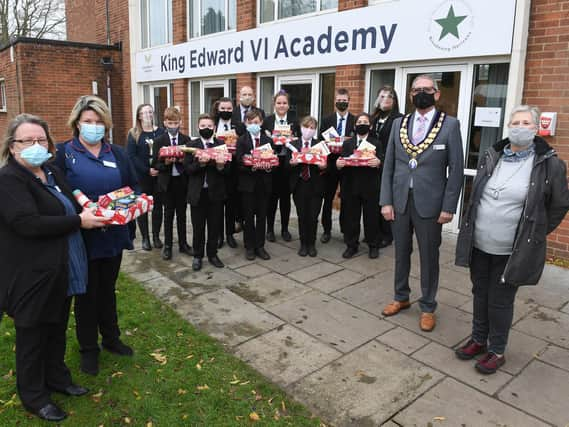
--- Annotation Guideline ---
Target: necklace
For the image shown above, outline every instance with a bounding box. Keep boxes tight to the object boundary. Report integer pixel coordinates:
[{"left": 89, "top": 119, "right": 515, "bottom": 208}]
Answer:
[
  {"left": 487, "top": 156, "right": 531, "bottom": 200},
  {"left": 399, "top": 112, "right": 446, "bottom": 169}
]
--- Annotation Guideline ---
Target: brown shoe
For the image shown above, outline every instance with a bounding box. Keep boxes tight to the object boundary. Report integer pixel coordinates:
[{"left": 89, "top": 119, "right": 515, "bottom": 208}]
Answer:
[
  {"left": 382, "top": 300, "right": 411, "bottom": 316},
  {"left": 420, "top": 312, "right": 436, "bottom": 332}
]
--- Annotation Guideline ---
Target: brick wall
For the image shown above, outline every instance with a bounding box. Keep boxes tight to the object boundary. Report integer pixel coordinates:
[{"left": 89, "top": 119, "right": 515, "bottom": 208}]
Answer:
[
  {"left": 523, "top": 0, "right": 569, "bottom": 260},
  {"left": 0, "top": 45, "right": 22, "bottom": 133},
  {"left": 65, "top": 0, "right": 97, "bottom": 43}
]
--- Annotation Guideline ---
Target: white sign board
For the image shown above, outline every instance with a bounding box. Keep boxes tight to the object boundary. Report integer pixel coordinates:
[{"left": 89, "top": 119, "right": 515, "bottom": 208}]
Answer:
[
  {"left": 136, "top": 0, "right": 517, "bottom": 83},
  {"left": 474, "top": 107, "right": 502, "bottom": 128}
]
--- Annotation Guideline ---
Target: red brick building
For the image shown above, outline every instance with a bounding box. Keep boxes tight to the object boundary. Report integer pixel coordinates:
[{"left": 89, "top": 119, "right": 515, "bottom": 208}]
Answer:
[{"left": 0, "top": 0, "right": 568, "bottom": 260}]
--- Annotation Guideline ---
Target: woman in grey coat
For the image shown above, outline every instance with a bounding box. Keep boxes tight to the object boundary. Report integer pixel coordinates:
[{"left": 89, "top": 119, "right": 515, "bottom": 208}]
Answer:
[{"left": 455, "top": 105, "right": 569, "bottom": 374}]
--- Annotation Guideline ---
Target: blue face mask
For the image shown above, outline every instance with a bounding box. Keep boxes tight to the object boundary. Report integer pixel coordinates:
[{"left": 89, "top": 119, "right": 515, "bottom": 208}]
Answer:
[
  {"left": 247, "top": 123, "right": 261, "bottom": 136},
  {"left": 80, "top": 123, "right": 106, "bottom": 145},
  {"left": 20, "top": 143, "right": 52, "bottom": 167}
]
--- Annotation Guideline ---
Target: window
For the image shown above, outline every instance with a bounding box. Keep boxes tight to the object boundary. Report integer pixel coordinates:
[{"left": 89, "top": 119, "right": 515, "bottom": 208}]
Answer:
[
  {"left": 0, "top": 80, "right": 6, "bottom": 112},
  {"left": 190, "top": 0, "right": 236, "bottom": 38},
  {"left": 141, "top": 0, "right": 172, "bottom": 48},
  {"left": 367, "top": 69, "right": 395, "bottom": 112},
  {"left": 188, "top": 78, "right": 237, "bottom": 136},
  {"left": 142, "top": 83, "right": 174, "bottom": 127},
  {"left": 260, "top": 0, "right": 336, "bottom": 23}
]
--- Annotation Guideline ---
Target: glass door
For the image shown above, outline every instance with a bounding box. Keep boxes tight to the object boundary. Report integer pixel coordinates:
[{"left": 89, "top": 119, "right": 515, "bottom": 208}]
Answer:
[
  {"left": 143, "top": 83, "right": 173, "bottom": 128},
  {"left": 275, "top": 74, "right": 319, "bottom": 120}
]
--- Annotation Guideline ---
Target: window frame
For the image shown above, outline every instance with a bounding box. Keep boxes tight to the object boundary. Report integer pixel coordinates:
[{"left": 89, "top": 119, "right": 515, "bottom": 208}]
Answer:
[
  {"left": 0, "top": 79, "right": 6, "bottom": 112},
  {"left": 140, "top": 0, "right": 173, "bottom": 50},
  {"left": 187, "top": 0, "right": 237, "bottom": 40},
  {"left": 257, "top": 0, "right": 337, "bottom": 26}
]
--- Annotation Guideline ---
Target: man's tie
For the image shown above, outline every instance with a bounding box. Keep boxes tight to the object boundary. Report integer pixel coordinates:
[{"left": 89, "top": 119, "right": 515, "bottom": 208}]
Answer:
[
  {"left": 254, "top": 137, "right": 260, "bottom": 148},
  {"left": 172, "top": 137, "right": 183, "bottom": 174},
  {"left": 224, "top": 124, "right": 229, "bottom": 131},
  {"left": 242, "top": 107, "right": 248, "bottom": 122},
  {"left": 413, "top": 115, "right": 427, "bottom": 145},
  {"left": 337, "top": 116, "right": 345, "bottom": 136},
  {"left": 301, "top": 140, "right": 310, "bottom": 181},
  {"left": 280, "top": 119, "right": 285, "bottom": 125}
]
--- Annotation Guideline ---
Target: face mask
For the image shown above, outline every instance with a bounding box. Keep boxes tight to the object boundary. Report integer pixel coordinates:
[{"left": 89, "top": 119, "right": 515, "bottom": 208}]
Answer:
[
  {"left": 373, "top": 97, "right": 381, "bottom": 109},
  {"left": 247, "top": 123, "right": 261, "bottom": 136},
  {"left": 412, "top": 92, "right": 436, "bottom": 109},
  {"left": 80, "top": 123, "right": 106, "bottom": 145},
  {"left": 301, "top": 127, "right": 316, "bottom": 141},
  {"left": 355, "top": 124, "right": 370, "bottom": 136},
  {"left": 508, "top": 127, "right": 536, "bottom": 147},
  {"left": 199, "top": 128, "right": 214, "bottom": 140},
  {"left": 336, "top": 101, "right": 349, "bottom": 112},
  {"left": 219, "top": 111, "right": 233, "bottom": 121},
  {"left": 20, "top": 143, "right": 52, "bottom": 167},
  {"left": 240, "top": 96, "right": 253, "bottom": 107},
  {"left": 166, "top": 126, "right": 179, "bottom": 137}
]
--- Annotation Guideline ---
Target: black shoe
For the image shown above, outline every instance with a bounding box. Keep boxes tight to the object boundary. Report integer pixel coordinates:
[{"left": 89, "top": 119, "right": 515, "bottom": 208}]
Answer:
[
  {"left": 342, "top": 246, "right": 358, "bottom": 259},
  {"left": 80, "top": 352, "right": 99, "bottom": 376},
  {"left": 51, "top": 384, "right": 89, "bottom": 397},
  {"left": 217, "top": 237, "right": 224, "bottom": 249},
  {"left": 266, "top": 231, "right": 276, "bottom": 242},
  {"left": 298, "top": 245, "right": 308, "bottom": 257},
  {"left": 227, "top": 234, "right": 238, "bottom": 248},
  {"left": 208, "top": 255, "right": 224, "bottom": 268},
  {"left": 255, "top": 247, "right": 271, "bottom": 260},
  {"left": 141, "top": 237, "right": 152, "bottom": 251},
  {"left": 103, "top": 340, "right": 133, "bottom": 356},
  {"left": 369, "top": 247, "right": 379, "bottom": 259},
  {"left": 378, "top": 239, "right": 392, "bottom": 249},
  {"left": 179, "top": 243, "right": 193, "bottom": 256},
  {"left": 308, "top": 245, "right": 317, "bottom": 257},
  {"left": 34, "top": 403, "right": 67, "bottom": 422},
  {"left": 234, "top": 221, "right": 243, "bottom": 233},
  {"left": 246, "top": 249, "right": 256, "bottom": 260},
  {"left": 281, "top": 230, "right": 292, "bottom": 242},
  {"left": 320, "top": 232, "right": 331, "bottom": 243},
  {"left": 153, "top": 234, "right": 163, "bottom": 249},
  {"left": 161, "top": 246, "right": 172, "bottom": 260},
  {"left": 192, "top": 257, "right": 202, "bottom": 271}
]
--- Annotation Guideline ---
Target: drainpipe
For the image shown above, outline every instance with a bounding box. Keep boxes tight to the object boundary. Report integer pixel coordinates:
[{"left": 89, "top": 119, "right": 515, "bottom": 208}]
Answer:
[{"left": 101, "top": 56, "right": 114, "bottom": 143}]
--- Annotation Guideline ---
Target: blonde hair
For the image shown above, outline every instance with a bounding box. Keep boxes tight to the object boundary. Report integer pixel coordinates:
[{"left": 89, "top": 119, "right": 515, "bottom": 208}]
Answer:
[
  {"left": 68, "top": 95, "right": 113, "bottom": 138},
  {"left": 300, "top": 116, "right": 318, "bottom": 128},
  {"left": 129, "top": 103, "right": 153, "bottom": 141},
  {"left": 0, "top": 114, "right": 55, "bottom": 167}
]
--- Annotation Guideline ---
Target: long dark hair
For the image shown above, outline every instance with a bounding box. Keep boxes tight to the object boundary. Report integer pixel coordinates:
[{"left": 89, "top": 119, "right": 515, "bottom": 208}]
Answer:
[{"left": 371, "top": 85, "right": 400, "bottom": 123}]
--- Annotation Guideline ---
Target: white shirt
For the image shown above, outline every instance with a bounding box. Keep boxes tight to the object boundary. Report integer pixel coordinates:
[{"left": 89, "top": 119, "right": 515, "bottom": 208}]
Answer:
[
  {"left": 200, "top": 137, "right": 214, "bottom": 188},
  {"left": 170, "top": 133, "right": 180, "bottom": 177},
  {"left": 216, "top": 120, "right": 231, "bottom": 134},
  {"left": 336, "top": 112, "right": 349, "bottom": 137},
  {"left": 275, "top": 114, "right": 288, "bottom": 125}
]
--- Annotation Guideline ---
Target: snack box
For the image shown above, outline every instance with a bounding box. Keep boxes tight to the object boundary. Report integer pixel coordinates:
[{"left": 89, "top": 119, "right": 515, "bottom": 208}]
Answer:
[
  {"left": 292, "top": 152, "right": 327, "bottom": 166},
  {"left": 159, "top": 145, "right": 185, "bottom": 159},
  {"left": 74, "top": 189, "right": 153, "bottom": 225},
  {"left": 242, "top": 149, "right": 279, "bottom": 167},
  {"left": 194, "top": 148, "right": 232, "bottom": 163},
  {"left": 271, "top": 129, "right": 293, "bottom": 146},
  {"left": 343, "top": 149, "right": 377, "bottom": 167},
  {"left": 216, "top": 132, "right": 238, "bottom": 153},
  {"left": 98, "top": 186, "right": 134, "bottom": 209},
  {"left": 326, "top": 137, "right": 344, "bottom": 154}
]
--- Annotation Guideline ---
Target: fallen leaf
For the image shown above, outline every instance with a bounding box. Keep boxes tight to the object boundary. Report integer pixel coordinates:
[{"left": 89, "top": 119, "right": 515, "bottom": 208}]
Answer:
[
  {"left": 196, "top": 384, "right": 209, "bottom": 391},
  {"left": 274, "top": 409, "right": 281, "bottom": 420},
  {"left": 433, "top": 416, "right": 446, "bottom": 421},
  {"left": 91, "top": 390, "right": 104, "bottom": 403},
  {"left": 177, "top": 389, "right": 187, "bottom": 395},
  {"left": 185, "top": 354, "right": 194, "bottom": 360},
  {"left": 281, "top": 400, "right": 287, "bottom": 412},
  {"left": 239, "top": 381, "right": 250, "bottom": 385},
  {"left": 230, "top": 375, "right": 240, "bottom": 385},
  {"left": 111, "top": 371, "right": 124, "bottom": 378},
  {"left": 149, "top": 351, "right": 167, "bottom": 365},
  {"left": 249, "top": 412, "right": 261, "bottom": 421},
  {"left": 268, "top": 397, "right": 275, "bottom": 405},
  {"left": 124, "top": 417, "right": 131, "bottom": 424},
  {"left": 146, "top": 422, "right": 154, "bottom": 427}
]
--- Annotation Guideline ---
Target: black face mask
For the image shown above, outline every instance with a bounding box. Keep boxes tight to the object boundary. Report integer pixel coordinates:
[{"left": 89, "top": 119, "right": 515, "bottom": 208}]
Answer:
[
  {"left": 355, "top": 124, "right": 370, "bottom": 136},
  {"left": 335, "top": 101, "right": 349, "bottom": 112},
  {"left": 412, "top": 92, "right": 436, "bottom": 109},
  {"left": 199, "top": 128, "right": 214, "bottom": 139},
  {"left": 219, "top": 111, "right": 233, "bottom": 121}
]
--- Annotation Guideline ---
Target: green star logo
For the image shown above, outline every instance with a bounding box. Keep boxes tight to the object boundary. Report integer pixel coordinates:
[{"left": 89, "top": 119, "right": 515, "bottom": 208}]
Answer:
[{"left": 435, "top": 5, "right": 467, "bottom": 41}]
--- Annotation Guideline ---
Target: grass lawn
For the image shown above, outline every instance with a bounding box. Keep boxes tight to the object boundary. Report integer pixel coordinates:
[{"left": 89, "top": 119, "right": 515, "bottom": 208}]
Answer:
[{"left": 0, "top": 274, "right": 322, "bottom": 426}]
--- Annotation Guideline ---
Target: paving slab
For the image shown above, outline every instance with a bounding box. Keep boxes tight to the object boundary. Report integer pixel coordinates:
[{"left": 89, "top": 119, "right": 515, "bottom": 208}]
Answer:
[
  {"left": 437, "top": 266, "right": 471, "bottom": 296},
  {"left": 126, "top": 269, "right": 163, "bottom": 283},
  {"left": 262, "top": 253, "right": 319, "bottom": 275},
  {"left": 413, "top": 342, "right": 512, "bottom": 395},
  {"left": 536, "top": 344, "right": 569, "bottom": 372},
  {"left": 269, "top": 291, "right": 393, "bottom": 353},
  {"left": 138, "top": 274, "right": 192, "bottom": 309},
  {"left": 385, "top": 303, "right": 472, "bottom": 348},
  {"left": 228, "top": 273, "right": 312, "bottom": 308},
  {"left": 287, "top": 261, "right": 343, "bottom": 283},
  {"left": 394, "top": 377, "right": 549, "bottom": 427},
  {"left": 498, "top": 360, "right": 569, "bottom": 427},
  {"left": 262, "top": 240, "right": 298, "bottom": 258},
  {"left": 459, "top": 298, "right": 538, "bottom": 326},
  {"left": 175, "top": 268, "right": 246, "bottom": 295},
  {"left": 175, "top": 288, "right": 284, "bottom": 346},
  {"left": 377, "top": 326, "right": 430, "bottom": 355},
  {"left": 562, "top": 302, "right": 569, "bottom": 315},
  {"left": 340, "top": 253, "right": 393, "bottom": 277},
  {"left": 233, "top": 263, "right": 273, "bottom": 278},
  {"left": 501, "top": 330, "right": 548, "bottom": 375},
  {"left": 313, "top": 241, "right": 357, "bottom": 264},
  {"left": 289, "top": 341, "right": 443, "bottom": 427},
  {"left": 513, "top": 306, "right": 569, "bottom": 349},
  {"left": 516, "top": 270, "right": 569, "bottom": 310},
  {"left": 235, "top": 324, "right": 342, "bottom": 387},
  {"left": 308, "top": 269, "right": 365, "bottom": 294},
  {"left": 435, "top": 287, "right": 471, "bottom": 309}
]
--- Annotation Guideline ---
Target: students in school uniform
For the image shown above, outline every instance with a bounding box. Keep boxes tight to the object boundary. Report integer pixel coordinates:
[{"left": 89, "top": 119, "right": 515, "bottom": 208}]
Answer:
[
  {"left": 236, "top": 109, "right": 274, "bottom": 261},
  {"left": 261, "top": 90, "right": 300, "bottom": 243},
  {"left": 184, "top": 113, "right": 229, "bottom": 271},
  {"left": 289, "top": 116, "right": 327, "bottom": 257},
  {"left": 336, "top": 113, "right": 382, "bottom": 260}
]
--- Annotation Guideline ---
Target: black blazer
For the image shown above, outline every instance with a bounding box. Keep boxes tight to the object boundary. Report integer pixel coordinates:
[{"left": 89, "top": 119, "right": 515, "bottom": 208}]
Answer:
[
  {"left": 231, "top": 106, "right": 266, "bottom": 130},
  {"left": 319, "top": 112, "right": 356, "bottom": 140},
  {"left": 184, "top": 137, "right": 230, "bottom": 206},
  {"left": 215, "top": 117, "right": 246, "bottom": 137},
  {"left": 0, "top": 158, "right": 82, "bottom": 327},
  {"left": 289, "top": 138, "right": 326, "bottom": 196},
  {"left": 261, "top": 113, "right": 300, "bottom": 138},
  {"left": 126, "top": 127, "right": 165, "bottom": 190},
  {"left": 236, "top": 132, "right": 273, "bottom": 193},
  {"left": 340, "top": 135, "right": 381, "bottom": 199},
  {"left": 371, "top": 112, "right": 404, "bottom": 163},
  {"left": 152, "top": 132, "right": 191, "bottom": 192}
]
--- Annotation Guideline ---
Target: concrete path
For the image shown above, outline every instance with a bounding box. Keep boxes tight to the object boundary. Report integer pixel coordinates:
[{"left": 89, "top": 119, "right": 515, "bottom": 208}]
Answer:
[{"left": 121, "top": 215, "right": 569, "bottom": 427}]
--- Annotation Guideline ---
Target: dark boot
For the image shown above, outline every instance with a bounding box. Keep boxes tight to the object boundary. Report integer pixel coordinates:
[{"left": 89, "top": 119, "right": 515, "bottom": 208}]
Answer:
[
  {"left": 152, "top": 233, "right": 163, "bottom": 249},
  {"left": 137, "top": 214, "right": 152, "bottom": 251}
]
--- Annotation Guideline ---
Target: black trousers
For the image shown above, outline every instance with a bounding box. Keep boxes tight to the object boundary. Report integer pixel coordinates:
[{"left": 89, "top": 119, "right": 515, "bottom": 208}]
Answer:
[
  {"left": 391, "top": 191, "right": 442, "bottom": 313},
  {"left": 242, "top": 187, "right": 269, "bottom": 250},
  {"left": 267, "top": 168, "right": 291, "bottom": 233},
  {"left": 191, "top": 189, "right": 223, "bottom": 258},
  {"left": 342, "top": 192, "right": 380, "bottom": 249},
  {"left": 470, "top": 248, "right": 519, "bottom": 354},
  {"left": 75, "top": 254, "right": 122, "bottom": 354},
  {"left": 139, "top": 176, "right": 163, "bottom": 237},
  {"left": 162, "top": 175, "right": 188, "bottom": 248},
  {"left": 16, "top": 298, "right": 72, "bottom": 411},
  {"left": 321, "top": 170, "right": 340, "bottom": 234},
  {"left": 293, "top": 181, "right": 323, "bottom": 247},
  {"left": 221, "top": 183, "right": 240, "bottom": 239}
]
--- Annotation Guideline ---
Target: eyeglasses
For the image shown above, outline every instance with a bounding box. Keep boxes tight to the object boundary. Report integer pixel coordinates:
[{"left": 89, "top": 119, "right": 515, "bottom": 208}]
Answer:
[
  {"left": 411, "top": 87, "right": 437, "bottom": 95},
  {"left": 13, "top": 138, "right": 49, "bottom": 148}
]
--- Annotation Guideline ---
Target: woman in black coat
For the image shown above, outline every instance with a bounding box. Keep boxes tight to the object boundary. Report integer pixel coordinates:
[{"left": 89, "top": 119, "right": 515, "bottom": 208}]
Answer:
[
  {"left": 371, "top": 85, "right": 403, "bottom": 248},
  {"left": 0, "top": 114, "right": 105, "bottom": 421}
]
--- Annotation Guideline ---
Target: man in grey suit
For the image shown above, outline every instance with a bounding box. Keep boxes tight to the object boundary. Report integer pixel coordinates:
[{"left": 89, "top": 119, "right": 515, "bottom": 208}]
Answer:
[{"left": 380, "top": 74, "right": 464, "bottom": 332}]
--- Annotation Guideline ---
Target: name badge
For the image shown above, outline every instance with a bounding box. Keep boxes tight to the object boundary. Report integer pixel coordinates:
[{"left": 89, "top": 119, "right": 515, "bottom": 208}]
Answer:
[
  {"left": 433, "top": 144, "right": 446, "bottom": 151},
  {"left": 103, "top": 160, "right": 117, "bottom": 168}
]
